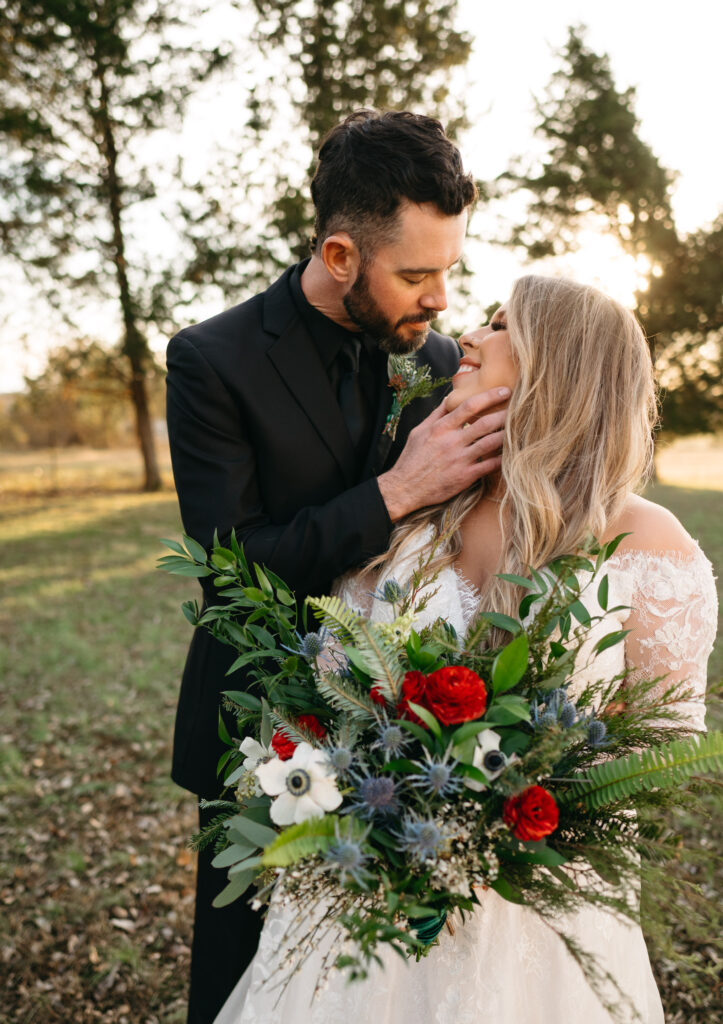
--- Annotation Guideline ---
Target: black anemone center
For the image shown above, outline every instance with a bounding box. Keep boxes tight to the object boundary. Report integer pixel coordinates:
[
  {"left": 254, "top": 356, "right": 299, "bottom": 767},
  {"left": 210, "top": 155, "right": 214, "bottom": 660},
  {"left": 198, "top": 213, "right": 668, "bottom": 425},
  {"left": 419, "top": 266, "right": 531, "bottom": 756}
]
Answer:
[
  {"left": 286, "top": 768, "right": 312, "bottom": 796},
  {"left": 483, "top": 750, "right": 507, "bottom": 773}
]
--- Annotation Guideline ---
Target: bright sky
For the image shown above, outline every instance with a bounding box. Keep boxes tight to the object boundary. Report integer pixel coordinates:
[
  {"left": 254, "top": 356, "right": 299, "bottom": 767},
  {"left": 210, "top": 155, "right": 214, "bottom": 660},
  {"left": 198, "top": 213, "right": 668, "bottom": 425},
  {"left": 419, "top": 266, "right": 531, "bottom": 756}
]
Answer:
[{"left": 1, "top": 0, "right": 721, "bottom": 392}]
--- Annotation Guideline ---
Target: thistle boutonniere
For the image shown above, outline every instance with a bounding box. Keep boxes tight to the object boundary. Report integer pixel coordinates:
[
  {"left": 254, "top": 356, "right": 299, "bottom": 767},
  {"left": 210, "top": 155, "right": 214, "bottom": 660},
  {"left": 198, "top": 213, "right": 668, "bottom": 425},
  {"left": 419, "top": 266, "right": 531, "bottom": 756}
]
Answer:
[{"left": 383, "top": 354, "right": 450, "bottom": 440}]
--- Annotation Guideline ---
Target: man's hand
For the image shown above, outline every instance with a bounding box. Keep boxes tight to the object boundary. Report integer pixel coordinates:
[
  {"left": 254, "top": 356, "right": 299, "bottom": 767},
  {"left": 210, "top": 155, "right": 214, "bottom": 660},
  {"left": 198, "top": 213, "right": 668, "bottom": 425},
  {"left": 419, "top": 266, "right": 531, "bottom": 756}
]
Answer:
[{"left": 377, "top": 388, "right": 509, "bottom": 522}]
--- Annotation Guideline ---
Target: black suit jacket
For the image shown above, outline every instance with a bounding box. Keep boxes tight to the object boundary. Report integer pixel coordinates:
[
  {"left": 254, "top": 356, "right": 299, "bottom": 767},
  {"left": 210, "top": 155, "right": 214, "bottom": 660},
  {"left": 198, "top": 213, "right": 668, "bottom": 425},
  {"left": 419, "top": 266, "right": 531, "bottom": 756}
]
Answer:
[{"left": 166, "top": 264, "right": 460, "bottom": 796}]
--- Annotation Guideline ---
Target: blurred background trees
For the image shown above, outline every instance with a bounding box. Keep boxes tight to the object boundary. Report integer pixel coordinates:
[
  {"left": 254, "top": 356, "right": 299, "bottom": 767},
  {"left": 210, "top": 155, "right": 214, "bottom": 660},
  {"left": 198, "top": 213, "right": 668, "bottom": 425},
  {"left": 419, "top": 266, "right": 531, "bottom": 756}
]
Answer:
[
  {"left": 0, "top": 10, "right": 720, "bottom": 478},
  {"left": 0, "top": 0, "right": 232, "bottom": 488},
  {"left": 493, "top": 27, "right": 721, "bottom": 438}
]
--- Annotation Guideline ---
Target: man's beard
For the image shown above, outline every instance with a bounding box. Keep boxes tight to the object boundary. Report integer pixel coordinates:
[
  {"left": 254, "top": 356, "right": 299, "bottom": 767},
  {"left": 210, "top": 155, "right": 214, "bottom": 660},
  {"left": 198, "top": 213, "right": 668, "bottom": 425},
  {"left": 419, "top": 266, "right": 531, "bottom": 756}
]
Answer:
[{"left": 343, "top": 268, "right": 433, "bottom": 354}]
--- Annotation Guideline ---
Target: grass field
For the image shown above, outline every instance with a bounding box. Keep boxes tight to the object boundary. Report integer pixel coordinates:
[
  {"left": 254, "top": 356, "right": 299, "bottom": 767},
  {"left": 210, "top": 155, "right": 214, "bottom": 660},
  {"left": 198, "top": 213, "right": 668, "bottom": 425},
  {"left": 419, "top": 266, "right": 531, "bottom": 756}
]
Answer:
[{"left": 0, "top": 444, "right": 720, "bottom": 1023}]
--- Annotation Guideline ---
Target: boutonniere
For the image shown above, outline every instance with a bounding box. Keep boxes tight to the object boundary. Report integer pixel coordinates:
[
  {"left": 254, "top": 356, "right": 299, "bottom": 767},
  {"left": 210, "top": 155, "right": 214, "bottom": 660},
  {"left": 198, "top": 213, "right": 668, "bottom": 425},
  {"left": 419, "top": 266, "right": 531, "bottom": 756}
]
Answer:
[{"left": 382, "top": 354, "right": 450, "bottom": 440}]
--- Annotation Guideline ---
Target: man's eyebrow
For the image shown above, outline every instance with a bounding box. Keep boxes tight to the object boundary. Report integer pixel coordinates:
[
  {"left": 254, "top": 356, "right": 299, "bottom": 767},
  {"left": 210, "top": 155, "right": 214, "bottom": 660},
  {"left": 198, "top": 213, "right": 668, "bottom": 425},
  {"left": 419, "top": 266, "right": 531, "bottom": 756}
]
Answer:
[{"left": 396, "top": 258, "right": 462, "bottom": 274}]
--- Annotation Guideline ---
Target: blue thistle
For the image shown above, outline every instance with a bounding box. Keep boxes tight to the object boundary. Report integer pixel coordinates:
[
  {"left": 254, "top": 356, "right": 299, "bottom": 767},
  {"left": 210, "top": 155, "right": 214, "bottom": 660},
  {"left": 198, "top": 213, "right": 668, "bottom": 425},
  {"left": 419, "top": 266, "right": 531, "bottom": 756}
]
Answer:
[
  {"left": 409, "top": 750, "right": 462, "bottom": 798},
  {"left": 396, "top": 815, "right": 447, "bottom": 863},
  {"left": 376, "top": 577, "right": 409, "bottom": 604},
  {"left": 326, "top": 745, "right": 355, "bottom": 776},
  {"left": 559, "top": 701, "right": 577, "bottom": 728},
  {"left": 281, "top": 628, "right": 328, "bottom": 660},
  {"left": 348, "top": 772, "right": 399, "bottom": 820},
  {"left": 371, "top": 713, "right": 408, "bottom": 762},
  {"left": 298, "top": 630, "right": 327, "bottom": 659},
  {"left": 324, "top": 825, "right": 373, "bottom": 887},
  {"left": 587, "top": 719, "right": 608, "bottom": 748}
]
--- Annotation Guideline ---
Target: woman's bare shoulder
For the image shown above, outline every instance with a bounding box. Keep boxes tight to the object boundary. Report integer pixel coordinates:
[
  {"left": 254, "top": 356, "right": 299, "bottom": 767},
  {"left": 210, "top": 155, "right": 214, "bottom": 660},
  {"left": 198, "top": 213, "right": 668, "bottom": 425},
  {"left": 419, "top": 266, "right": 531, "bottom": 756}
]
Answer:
[{"left": 604, "top": 494, "right": 698, "bottom": 557}]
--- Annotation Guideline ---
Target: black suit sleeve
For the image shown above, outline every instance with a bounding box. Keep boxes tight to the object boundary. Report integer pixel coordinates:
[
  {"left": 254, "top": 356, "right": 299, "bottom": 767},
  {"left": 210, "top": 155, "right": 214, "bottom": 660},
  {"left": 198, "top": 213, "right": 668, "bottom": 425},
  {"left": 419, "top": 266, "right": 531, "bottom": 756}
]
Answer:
[{"left": 166, "top": 333, "right": 392, "bottom": 597}]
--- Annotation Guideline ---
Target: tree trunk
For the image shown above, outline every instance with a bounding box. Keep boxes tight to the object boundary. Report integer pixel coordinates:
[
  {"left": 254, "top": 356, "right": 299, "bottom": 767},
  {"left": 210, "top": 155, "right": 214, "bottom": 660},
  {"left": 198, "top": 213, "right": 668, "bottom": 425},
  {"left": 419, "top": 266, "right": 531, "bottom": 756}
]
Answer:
[
  {"left": 128, "top": 354, "right": 162, "bottom": 492},
  {"left": 96, "top": 66, "right": 161, "bottom": 491}
]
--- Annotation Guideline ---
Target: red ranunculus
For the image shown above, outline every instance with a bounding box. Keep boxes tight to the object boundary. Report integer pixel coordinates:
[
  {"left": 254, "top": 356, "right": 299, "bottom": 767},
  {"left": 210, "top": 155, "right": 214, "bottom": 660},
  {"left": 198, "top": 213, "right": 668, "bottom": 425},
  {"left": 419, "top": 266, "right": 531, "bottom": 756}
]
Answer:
[
  {"left": 271, "top": 714, "right": 326, "bottom": 761},
  {"left": 503, "top": 785, "right": 559, "bottom": 841},
  {"left": 271, "top": 731, "right": 296, "bottom": 761},
  {"left": 395, "top": 670, "right": 430, "bottom": 726},
  {"left": 297, "top": 714, "right": 326, "bottom": 741},
  {"left": 423, "top": 666, "right": 487, "bottom": 725}
]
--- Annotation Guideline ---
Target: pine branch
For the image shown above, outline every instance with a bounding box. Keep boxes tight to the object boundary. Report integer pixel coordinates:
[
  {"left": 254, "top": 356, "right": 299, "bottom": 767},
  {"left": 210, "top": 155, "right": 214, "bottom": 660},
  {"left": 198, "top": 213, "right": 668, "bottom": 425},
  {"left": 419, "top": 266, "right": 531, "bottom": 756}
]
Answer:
[{"left": 315, "top": 671, "right": 376, "bottom": 723}]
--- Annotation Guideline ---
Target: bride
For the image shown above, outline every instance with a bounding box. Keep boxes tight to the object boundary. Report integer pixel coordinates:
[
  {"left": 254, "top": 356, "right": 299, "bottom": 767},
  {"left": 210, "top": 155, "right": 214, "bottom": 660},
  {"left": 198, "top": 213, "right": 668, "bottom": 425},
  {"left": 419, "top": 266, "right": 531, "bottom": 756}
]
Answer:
[{"left": 214, "top": 275, "right": 717, "bottom": 1023}]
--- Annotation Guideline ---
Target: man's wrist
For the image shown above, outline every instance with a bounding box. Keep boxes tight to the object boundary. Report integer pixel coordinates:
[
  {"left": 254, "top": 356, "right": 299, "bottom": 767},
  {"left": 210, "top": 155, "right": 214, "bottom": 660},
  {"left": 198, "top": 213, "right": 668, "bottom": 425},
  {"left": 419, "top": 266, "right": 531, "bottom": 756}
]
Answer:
[{"left": 377, "top": 470, "right": 411, "bottom": 523}]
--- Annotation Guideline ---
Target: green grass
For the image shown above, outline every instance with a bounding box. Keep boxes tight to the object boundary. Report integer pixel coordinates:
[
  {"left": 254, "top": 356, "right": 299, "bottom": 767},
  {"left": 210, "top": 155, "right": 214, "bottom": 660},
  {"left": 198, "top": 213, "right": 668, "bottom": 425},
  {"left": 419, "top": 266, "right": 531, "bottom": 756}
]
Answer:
[{"left": 0, "top": 480, "right": 720, "bottom": 1022}]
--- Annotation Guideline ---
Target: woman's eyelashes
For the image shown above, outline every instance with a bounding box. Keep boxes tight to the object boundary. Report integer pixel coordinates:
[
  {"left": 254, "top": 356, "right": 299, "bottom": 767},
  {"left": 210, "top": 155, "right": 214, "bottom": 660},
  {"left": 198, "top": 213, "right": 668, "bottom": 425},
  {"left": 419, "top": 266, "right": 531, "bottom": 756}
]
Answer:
[{"left": 490, "top": 320, "right": 507, "bottom": 331}]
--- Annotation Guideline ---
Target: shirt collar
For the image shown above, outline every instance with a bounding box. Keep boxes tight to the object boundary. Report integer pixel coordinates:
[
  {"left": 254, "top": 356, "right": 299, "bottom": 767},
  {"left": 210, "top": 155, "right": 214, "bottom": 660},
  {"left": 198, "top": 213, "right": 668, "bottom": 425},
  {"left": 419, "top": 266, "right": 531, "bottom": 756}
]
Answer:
[{"left": 289, "top": 260, "right": 364, "bottom": 370}]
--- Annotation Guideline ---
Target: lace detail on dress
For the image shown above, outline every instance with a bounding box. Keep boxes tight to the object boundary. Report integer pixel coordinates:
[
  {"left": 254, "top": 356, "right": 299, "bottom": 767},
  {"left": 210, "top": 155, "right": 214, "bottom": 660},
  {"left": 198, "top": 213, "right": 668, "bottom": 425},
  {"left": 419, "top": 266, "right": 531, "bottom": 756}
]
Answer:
[{"left": 608, "top": 545, "right": 717, "bottom": 733}]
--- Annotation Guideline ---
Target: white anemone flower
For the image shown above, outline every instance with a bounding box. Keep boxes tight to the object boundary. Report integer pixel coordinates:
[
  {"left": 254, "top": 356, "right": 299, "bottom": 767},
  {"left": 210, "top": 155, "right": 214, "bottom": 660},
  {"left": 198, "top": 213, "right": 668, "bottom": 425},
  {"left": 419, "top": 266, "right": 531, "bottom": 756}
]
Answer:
[
  {"left": 255, "top": 742, "right": 343, "bottom": 825},
  {"left": 239, "top": 736, "right": 272, "bottom": 772},
  {"left": 466, "top": 729, "right": 507, "bottom": 792}
]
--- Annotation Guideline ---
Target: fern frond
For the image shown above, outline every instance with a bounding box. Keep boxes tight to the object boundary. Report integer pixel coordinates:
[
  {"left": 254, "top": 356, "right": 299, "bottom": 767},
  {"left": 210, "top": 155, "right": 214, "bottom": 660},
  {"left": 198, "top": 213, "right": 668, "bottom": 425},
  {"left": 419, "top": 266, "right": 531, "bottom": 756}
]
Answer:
[
  {"left": 261, "top": 815, "right": 340, "bottom": 867},
  {"left": 316, "top": 672, "right": 376, "bottom": 723},
  {"left": 307, "top": 595, "right": 362, "bottom": 644},
  {"left": 562, "top": 731, "right": 723, "bottom": 811},
  {"left": 354, "top": 621, "right": 406, "bottom": 702}
]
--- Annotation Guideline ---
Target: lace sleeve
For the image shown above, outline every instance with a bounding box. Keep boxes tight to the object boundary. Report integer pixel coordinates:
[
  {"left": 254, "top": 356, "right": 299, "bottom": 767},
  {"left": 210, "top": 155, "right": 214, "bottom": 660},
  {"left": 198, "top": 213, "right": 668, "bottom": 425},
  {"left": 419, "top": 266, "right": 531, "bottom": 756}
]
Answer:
[{"left": 614, "top": 547, "right": 718, "bottom": 732}]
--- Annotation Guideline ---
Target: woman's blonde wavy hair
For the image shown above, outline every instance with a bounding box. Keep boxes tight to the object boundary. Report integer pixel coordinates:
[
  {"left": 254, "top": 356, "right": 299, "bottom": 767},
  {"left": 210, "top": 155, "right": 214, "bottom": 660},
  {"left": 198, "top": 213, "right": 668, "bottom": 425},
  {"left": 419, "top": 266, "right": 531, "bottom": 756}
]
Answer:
[{"left": 370, "top": 275, "right": 658, "bottom": 635}]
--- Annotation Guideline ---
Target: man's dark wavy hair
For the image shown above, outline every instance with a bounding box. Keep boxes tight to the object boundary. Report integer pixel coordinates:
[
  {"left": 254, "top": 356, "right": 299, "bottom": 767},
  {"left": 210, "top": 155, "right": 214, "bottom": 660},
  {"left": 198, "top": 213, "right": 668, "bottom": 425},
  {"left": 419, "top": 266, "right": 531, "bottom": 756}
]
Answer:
[{"left": 309, "top": 109, "right": 477, "bottom": 260}]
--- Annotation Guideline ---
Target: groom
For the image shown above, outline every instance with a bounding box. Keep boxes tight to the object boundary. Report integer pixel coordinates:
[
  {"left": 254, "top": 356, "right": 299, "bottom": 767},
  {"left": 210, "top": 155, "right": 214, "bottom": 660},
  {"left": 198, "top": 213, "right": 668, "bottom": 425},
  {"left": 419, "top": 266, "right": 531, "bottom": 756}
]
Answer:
[{"left": 166, "top": 109, "right": 508, "bottom": 1024}]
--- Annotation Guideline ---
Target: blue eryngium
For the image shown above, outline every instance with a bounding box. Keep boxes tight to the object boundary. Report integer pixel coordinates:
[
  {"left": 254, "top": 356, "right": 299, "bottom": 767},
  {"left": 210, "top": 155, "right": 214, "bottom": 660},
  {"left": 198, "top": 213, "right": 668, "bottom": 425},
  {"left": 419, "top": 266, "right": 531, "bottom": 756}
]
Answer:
[
  {"left": 396, "top": 816, "right": 447, "bottom": 863},
  {"left": 348, "top": 772, "right": 399, "bottom": 820},
  {"left": 323, "top": 819, "right": 372, "bottom": 888},
  {"left": 587, "top": 719, "right": 608, "bottom": 747},
  {"left": 409, "top": 749, "right": 462, "bottom": 798}
]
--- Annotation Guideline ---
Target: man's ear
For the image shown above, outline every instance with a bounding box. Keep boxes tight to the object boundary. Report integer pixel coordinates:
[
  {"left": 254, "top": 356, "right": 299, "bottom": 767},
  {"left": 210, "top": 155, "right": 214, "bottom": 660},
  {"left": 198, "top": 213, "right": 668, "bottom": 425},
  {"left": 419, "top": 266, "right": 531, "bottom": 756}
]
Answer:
[{"left": 320, "top": 232, "right": 361, "bottom": 285}]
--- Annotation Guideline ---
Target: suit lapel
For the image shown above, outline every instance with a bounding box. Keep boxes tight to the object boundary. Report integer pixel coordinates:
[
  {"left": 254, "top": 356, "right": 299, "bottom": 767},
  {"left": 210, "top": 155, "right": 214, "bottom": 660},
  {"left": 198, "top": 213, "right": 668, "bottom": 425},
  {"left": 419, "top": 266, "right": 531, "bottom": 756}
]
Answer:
[{"left": 264, "top": 272, "right": 356, "bottom": 486}]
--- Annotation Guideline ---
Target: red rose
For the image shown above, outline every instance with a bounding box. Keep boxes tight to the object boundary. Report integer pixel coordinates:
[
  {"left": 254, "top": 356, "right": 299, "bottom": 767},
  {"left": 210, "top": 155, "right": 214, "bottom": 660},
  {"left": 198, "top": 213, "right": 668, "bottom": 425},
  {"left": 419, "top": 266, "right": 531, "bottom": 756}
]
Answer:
[
  {"left": 503, "top": 785, "right": 559, "bottom": 841},
  {"left": 395, "top": 671, "right": 430, "bottom": 726},
  {"left": 423, "top": 666, "right": 487, "bottom": 725},
  {"left": 297, "top": 714, "right": 326, "bottom": 741},
  {"left": 271, "top": 731, "right": 296, "bottom": 761},
  {"left": 271, "top": 714, "right": 326, "bottom": 761},
  {"left": 370, "top": 686, "right": 387, "bottom": 707}
]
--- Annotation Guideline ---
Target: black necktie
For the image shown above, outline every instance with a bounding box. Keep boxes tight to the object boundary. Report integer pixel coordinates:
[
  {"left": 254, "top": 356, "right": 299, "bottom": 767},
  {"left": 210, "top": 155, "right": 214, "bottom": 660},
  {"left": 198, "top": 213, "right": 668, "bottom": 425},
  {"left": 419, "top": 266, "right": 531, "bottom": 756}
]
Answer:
[{"left": 337, "top": 336, "right": 370, "bottom": 457}]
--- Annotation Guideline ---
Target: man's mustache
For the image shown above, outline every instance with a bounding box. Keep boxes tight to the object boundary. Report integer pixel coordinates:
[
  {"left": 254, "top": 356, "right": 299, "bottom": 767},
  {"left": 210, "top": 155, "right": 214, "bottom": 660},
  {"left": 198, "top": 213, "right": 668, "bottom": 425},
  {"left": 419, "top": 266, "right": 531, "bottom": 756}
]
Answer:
[{"left": 396, "top": 312, "right": 436, "bottom": 328}]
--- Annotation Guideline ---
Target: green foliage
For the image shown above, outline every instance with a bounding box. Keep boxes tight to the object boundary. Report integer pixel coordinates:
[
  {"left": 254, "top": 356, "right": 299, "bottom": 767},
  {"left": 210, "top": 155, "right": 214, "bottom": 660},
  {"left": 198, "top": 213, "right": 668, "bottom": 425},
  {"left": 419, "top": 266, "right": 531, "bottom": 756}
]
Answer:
[
  {"left": 564, "top": 732, "right": 723, "bottom": 811},
  {"left": 0, "top": 0, "right": 234, "bottom": 487},
  {"left": 261, "top": 815, "right": 343, "bottom": 867},
  {"left": 496, "top": 26, "right": 676, "bottom": 262},
  {"left": 493, "top": 25, "right": 721, "bottom": 437},
  {"left": 315, "top": 672, "right": 376, "bottom": 724},
  {"left": 182, "top": 0, "right": 473, "bottom": 287}
]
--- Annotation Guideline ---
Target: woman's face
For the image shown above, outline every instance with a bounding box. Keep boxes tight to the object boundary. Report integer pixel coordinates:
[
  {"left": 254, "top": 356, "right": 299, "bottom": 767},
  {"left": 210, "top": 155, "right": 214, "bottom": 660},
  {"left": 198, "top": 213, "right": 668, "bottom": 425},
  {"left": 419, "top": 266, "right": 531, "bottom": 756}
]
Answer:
[{"left": 446, "top": 305, "right": 518, "bottom": 412}]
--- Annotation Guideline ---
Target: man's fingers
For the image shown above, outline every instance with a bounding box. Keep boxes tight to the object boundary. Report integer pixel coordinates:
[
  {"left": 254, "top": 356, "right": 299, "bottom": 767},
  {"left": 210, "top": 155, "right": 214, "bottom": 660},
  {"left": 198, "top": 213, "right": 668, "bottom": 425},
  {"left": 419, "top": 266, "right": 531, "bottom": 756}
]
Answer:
[
  {"left": 471, "top": 454, "right": 503, "bottom": 479},
  {"left": 468, "top": 429, "right": 505, "bottom": 461},
  {"left": 444, "top": 388, "right": 510, "bottom": 428},
  {"left": 462, "top": 412, "right": 507, "bottom": 443}
]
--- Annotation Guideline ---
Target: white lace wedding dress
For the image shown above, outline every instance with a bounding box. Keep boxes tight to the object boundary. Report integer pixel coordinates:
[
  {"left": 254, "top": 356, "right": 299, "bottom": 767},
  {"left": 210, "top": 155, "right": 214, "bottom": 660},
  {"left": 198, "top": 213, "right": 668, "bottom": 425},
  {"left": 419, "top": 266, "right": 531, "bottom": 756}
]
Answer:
[{"left": 214, "top": 538, "right": 717, "bottom": 1024}]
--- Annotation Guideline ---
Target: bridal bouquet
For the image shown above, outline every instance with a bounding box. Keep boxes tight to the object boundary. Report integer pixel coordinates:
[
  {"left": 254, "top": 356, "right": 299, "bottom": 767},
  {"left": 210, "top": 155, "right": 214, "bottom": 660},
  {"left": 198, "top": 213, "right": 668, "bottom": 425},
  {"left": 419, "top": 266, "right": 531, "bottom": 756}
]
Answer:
[{"left": 160, "top": 532, "right": 721, "bottom": 992}]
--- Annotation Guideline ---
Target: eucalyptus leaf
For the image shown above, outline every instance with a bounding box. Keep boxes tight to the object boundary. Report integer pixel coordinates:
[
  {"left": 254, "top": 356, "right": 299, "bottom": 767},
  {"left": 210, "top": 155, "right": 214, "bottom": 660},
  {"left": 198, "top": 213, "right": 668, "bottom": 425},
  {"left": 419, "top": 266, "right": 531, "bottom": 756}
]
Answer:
[
  {"left": 407, "top": 702, "right": 442, "bottom": 739},
  {"left": 597, "top": 574, "right": 609, "bottom": 611},
  {"left": 183, "top": 535, "right": 209, "bottom": 564},
  {"left": 491, "top": 632, "right": 529, "bottom": 693},
  {"left": 224, "top": 814, "right": 277, "bottom": 848},
  {"left": 223, "top": 690, "right": 263, "bottom": 711},
  {"left": 212, "top": 869, "right": 258, "bottom": 907},
  {"left": 212, "top": 842, "right": 257, "bottom": 868},
  {"left": 593, "top": 629, "right": 632, "bottom": 655}
]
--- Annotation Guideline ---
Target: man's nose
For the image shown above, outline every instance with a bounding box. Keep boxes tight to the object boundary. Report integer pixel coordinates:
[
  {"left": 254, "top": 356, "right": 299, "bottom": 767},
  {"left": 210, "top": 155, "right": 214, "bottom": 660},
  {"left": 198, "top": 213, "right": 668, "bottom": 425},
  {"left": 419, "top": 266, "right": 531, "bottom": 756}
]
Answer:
[{"left": 420, "top": 277, "right": 448, "bottom": 313}]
